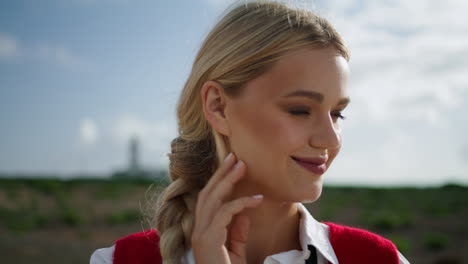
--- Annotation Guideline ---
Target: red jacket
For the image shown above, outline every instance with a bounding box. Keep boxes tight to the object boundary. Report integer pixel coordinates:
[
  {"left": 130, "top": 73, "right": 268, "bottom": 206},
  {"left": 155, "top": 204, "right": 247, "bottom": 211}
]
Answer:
[{"left": 113, "top": 222, "right": 399, "bottom": 264}]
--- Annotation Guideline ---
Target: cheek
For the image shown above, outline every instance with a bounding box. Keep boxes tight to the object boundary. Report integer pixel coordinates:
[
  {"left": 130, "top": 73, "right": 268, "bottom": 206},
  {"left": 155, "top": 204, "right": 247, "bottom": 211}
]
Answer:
[
  {"left": 327, "top": 133, "right": 342, "bottom": 167},
  {"left": 230, "top": 104, "right": 306, "bottom": 175},
  {"left": 230, "top": 106, "right": 303, "bottom": 160}
]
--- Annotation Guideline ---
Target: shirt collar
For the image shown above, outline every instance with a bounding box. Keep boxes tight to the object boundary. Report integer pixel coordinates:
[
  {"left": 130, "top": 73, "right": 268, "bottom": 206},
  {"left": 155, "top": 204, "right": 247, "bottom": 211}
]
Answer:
[
  {"left": 296, "top": 202, "right": 338, "bottom": 264},
  {"left": 183, "top": 203, "right": 338, "bottom": 264}
]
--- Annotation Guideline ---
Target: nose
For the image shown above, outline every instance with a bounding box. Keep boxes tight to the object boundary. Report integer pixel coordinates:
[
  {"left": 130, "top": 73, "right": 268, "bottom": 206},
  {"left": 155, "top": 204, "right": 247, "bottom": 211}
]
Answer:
[{"left": 309, "top": 114, "right": 342, "bottom": 150}]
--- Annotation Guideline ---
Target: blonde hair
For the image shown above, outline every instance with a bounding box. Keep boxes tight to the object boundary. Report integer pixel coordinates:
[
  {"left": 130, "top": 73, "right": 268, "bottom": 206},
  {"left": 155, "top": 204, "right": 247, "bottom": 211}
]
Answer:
[{"left": 153, "top": 1, "right": 350, "bottom": 263}]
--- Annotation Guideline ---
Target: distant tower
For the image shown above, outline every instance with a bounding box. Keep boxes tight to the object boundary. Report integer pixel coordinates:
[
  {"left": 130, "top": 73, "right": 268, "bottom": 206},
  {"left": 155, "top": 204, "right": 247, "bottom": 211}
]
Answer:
[{"left": 129, "top": 135, "right": 140, "bottom": 174}]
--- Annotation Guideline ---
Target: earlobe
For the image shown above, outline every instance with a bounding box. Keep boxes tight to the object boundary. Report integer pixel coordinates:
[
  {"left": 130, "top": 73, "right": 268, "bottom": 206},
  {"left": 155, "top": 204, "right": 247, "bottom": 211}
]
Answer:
[{"left": 201, "top": 80, "right": 230, "bottom": 136}]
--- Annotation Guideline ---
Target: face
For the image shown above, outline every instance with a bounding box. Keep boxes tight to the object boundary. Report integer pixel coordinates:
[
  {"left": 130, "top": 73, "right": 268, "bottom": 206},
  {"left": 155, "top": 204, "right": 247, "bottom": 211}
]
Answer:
[{"left": 224, "top": 47, "right": 350, "bottom": 203}]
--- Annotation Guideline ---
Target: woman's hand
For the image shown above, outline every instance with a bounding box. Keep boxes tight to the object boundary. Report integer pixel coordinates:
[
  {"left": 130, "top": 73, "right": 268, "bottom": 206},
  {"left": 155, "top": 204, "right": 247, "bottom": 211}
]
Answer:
[{"left": 191, "top": 152, "right": 264, "bottom": 264}]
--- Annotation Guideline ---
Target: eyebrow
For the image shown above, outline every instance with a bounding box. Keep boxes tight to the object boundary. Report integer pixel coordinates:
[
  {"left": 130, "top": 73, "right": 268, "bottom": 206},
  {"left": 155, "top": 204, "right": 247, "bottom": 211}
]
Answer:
[{"left": 282, "top": 90, "right": 351, "bottom": 106}]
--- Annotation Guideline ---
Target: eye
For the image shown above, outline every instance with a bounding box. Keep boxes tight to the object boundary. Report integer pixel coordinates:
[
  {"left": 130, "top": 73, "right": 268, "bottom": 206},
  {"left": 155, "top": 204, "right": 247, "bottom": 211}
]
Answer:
[
  {"left": 332, "top": 111, "right": 347, "bottom": 120},
  {"left": 288, "top": 108, "right": 310, "bottom": 116}
]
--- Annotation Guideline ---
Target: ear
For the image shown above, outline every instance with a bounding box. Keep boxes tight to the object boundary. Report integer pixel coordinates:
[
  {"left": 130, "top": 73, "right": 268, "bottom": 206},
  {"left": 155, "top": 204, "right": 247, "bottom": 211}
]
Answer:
[{"left": 201, "top": 80, "right": 230, "bottom": 136}]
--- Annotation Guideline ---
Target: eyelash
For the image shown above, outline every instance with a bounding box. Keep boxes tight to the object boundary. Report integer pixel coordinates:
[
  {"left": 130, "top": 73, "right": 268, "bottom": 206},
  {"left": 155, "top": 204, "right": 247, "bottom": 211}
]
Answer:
[{"left": 288, "top": 109, "right": 347, "bottom": 120}]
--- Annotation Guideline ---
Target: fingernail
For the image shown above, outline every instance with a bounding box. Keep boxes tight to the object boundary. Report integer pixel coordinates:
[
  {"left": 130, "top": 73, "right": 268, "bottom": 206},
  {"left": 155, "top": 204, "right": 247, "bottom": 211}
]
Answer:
[
  {"left": 224, "top": 152, "right": 233, "bottom": 163},
  {"left": 234, "top": 160, "right": 244, "bottom": 170},
  {"left": 252, "top": 194, "right": 263, "bottom": 199}
]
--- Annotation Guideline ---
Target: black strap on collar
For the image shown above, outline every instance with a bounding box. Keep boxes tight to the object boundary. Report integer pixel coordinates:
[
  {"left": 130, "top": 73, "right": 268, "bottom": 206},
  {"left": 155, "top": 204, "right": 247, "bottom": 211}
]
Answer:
[{"left": 305, "top": 244, "right": 317, "bottom": 264}]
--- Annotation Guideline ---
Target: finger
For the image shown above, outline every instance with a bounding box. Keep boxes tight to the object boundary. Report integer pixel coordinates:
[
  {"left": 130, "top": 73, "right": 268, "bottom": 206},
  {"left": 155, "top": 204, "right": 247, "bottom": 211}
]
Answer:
[
  {"left": 196, "top": 160, "right": 246, "bottom": 232},
  {"left": 211, "top": 195, "right": 263, "bottom": 231},
  {"left": 228, "top": 214, "right": 250, "bottom": 258},
  {"left": 194, "top": 152, "right": 235, "bottom": 233},
  {"left": 198, "top": 152, "right": 236, "bottom": 203},
  {"left": 206, "top": 160, "right": 246, "bottom": 210},
  {"left": 213, "top": 160, "right": 246, "bottom": 202}
]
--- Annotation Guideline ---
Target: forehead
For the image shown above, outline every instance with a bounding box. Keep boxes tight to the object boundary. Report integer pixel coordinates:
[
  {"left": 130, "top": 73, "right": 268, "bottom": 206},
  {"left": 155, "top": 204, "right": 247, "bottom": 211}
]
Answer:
[{"left": 240, "top": 47, "right": 349, "bottom": 106}]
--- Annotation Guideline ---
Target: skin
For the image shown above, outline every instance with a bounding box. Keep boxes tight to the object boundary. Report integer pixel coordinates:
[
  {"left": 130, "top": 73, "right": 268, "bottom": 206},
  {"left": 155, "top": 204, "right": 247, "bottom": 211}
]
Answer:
[{"left": 193, "top": 47, "right": 350, "bottom": 264}]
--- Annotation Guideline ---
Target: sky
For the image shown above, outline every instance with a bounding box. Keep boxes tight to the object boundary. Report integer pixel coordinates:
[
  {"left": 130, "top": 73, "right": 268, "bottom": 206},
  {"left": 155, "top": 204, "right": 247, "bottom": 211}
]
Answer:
[{"left": 0, "top": 0, "right": 467, "bottom": 186}]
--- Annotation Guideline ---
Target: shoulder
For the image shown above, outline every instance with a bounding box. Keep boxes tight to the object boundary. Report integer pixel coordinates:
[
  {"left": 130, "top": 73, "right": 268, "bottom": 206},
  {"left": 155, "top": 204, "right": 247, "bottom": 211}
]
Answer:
[
  {"left": 90, "top": 245, "right": 114, "bottom": 264},
  {"left": 324, "top": 222, "right": 401, "bottom": 264},
  {"left": 114, "top": 229, "right": 160, "bottom": 247},
  {"left": 325, "top": 222, "right": 396, "bottom": 249},
  {"left": 113, "top": 229, "right": 162, "bottom": 264},
  {"left": 90, "top": 229, "right": 162, "bottom": 264}
]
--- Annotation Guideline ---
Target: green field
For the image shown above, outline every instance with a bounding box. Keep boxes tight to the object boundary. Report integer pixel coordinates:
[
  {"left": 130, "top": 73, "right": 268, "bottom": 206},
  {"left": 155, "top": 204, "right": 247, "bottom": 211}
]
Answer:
[{"left": 0, "top": 178, "right": 466, "bottom": 263}]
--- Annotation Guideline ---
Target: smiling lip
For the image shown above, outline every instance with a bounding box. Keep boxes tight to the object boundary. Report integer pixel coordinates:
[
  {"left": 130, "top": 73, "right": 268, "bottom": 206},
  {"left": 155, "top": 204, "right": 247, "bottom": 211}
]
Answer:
[{"left": 291, "top": 156, "right": 327, "bottom": 175}]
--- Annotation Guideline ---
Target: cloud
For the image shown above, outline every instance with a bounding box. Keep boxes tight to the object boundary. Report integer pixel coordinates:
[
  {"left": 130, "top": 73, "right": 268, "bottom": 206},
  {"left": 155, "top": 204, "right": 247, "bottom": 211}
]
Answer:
[
  {"left": 460, "top": 145, "right": 468, "bottom": 163},
  {"left": 327, "top": 118, "right": 467, "bottom": 186},
  {"left": 69, "top": 0, "right": 132, "bottom": 4},
  {"left": 79, "top": 118, "right": 99, "bottom": 145},
  {"left": 320, "top": 0, "right": 468, "bottom": 126},
  {"left": 0, "top": 33, "right": 19, "bottom": 58},
  {"left": 0, "top": 31, "right": 94, "bottom": 71},
  {"left": 36, "top": 43, "right": 94, "bottom": 71},
  {"left": 310, "top": 0, "right": 468, "bottom": 185},
  {"left": 203, "top": 0, "right": 235, "bottom": 7},
  {"left": 112, "top": 114, "right": 177, "bottom": 167}
]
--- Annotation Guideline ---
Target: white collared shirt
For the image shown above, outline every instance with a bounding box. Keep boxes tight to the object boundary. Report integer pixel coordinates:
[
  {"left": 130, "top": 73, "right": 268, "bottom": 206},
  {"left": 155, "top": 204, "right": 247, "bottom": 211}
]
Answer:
[{"left": 90, "top": 203, "right": 410, "bottom": 264}]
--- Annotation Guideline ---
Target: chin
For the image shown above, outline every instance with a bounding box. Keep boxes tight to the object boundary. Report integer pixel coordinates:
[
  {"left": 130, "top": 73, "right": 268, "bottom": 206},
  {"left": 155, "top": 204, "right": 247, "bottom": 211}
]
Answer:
[
  {"left": 271, "top": 185, "right": 322, "bottom": 203},
  {"left": 299, "top": 181, "right": 323, "bottom": 204},
  {"left": 301, "top": 193, "right": 322, "bottom": 203}
]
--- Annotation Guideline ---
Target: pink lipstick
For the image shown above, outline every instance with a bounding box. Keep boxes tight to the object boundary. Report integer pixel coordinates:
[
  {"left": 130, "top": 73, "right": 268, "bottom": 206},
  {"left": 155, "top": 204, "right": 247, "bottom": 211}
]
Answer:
[{"left": 291, "top": 156, "right": 327, "bottom": 175}]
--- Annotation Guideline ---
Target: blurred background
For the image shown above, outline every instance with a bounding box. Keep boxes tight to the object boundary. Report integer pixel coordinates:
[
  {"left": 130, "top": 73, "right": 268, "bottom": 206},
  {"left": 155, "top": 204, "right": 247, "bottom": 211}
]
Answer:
[{"left": 0, "top": 0, "right": 466, "bottom": 263}]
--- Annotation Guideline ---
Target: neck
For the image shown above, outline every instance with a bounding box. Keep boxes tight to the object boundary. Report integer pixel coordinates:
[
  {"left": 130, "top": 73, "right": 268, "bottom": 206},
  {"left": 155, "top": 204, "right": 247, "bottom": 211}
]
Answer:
[{"left": 227, "top": 185, "right": 302, "bottom": 264}]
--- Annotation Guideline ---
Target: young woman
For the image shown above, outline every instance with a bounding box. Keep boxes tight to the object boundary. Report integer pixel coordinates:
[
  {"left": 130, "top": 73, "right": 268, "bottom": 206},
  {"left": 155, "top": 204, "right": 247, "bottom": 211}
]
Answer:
[{"left": 91, "top": 1, "right": 411, "bottom": 263}]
